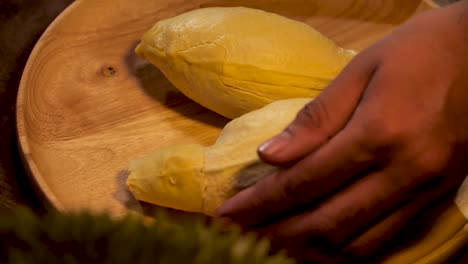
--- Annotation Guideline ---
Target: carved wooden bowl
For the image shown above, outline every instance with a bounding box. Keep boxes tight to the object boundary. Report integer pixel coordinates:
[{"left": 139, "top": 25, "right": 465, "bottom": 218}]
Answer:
[{"left": 17, "top": 0, "right": 467, "bottom": 262}]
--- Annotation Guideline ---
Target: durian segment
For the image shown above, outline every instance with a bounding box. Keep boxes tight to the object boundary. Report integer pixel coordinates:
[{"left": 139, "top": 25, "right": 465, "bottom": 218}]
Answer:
[
  {"left": 135, "top": 7, "right": 355, "bottom": 118},
  {"left": 127, "top": 144, "right": 205, "bottom": 212},
  {"left": 127, "top": 98, "right": 311, "bottom": 215},
  {"left": 204, "top": 98, "right": 311, "bottom": 214}
]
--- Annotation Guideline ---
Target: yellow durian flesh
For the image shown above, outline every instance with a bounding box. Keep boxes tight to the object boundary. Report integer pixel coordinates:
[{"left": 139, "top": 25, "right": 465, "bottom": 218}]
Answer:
[
  {"left": 135, "top": 7, "right": 355, "bottom": 119},
  {"left": 126, "top": 144, "right": 205, "bottom": 212},
  {"left": 126, "top": 98, "right": 311, "bottom": 215}
]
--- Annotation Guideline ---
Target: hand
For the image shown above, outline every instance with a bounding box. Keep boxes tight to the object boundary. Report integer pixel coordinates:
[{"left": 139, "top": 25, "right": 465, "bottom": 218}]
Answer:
[{"left": 216, "top": 1, "right": 468, "bottom": 262}]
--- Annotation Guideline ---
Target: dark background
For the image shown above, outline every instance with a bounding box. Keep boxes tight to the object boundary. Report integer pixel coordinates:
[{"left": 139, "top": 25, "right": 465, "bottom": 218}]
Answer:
[
  {"left": 0, "top": 0, "right": 72, "bottom": 211},
  {"left": 0, "top": 0, "right": 466, "bottom": 261}
]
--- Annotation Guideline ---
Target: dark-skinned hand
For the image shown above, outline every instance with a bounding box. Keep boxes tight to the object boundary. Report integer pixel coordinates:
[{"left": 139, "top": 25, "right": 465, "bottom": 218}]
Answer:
[{"left": 216, "top": 1, "right": 468, "bottom": 262}]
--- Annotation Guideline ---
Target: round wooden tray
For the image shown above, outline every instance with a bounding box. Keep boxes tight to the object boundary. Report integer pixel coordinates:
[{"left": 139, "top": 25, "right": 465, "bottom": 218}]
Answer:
[{"left": 17, "top": 0, "right": 437, "bottom": 215}]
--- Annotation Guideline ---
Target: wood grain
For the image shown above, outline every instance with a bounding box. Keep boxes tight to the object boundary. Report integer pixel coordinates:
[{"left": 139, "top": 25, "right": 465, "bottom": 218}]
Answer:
[{"left": 17, "top": 0, "right": 437, "bottom": 216}]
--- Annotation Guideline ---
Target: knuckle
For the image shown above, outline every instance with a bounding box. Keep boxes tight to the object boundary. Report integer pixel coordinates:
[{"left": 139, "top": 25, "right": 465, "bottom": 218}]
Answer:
[
  {"left": 295, "top": 97, "right": 330, "bottom": 131},
  {"left": 324, "top": 230, "right": 348, "bottom": 246},
  {"left": 345, "top": 242, "right": 370, "bottom": 257},
  {"left": 311, "top": 213, "right": 347, "bottom": 246},
  {"left": 354, "top": 136, "right": 378, "bottom": 162},
  {"left": 363, "top": 117, "right": 406, "bottom": 148},
  {"left": 412, "top": 145, "right": 450, "bottom": 176},
  {"left": 345, "top": 242, "right": 377, "bottom": 259},
  {"left": 283, "top": 174, "right": 314, "bottom": 206}
]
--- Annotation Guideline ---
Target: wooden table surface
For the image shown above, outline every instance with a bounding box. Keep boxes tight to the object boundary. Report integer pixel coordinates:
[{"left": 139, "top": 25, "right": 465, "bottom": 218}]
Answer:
[{"left": 0, "top": 0, "right": 466, "bottom": 262}]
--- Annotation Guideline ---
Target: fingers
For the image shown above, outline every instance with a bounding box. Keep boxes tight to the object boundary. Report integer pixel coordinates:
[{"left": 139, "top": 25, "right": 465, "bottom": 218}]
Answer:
[
  {"left": 253, "top": 165, "right": 416, "bottom": 246},
  {"left": 343, "top": 193, "right": 431, "bottom": 259},
  {"left": 277, "top": 185, "right": 456, "bottom": 263},
  {"left": 258, "top": 51, "right": 379, "bottom": 165},
  {"left": 256, "top": 173, "right": 461, "bottom": 263},
  {"left": 343, "top": 183, "right": 458, "bottom": 260},
  {"left": 216, "top": 122, "right": 374, "bottom": 225}
]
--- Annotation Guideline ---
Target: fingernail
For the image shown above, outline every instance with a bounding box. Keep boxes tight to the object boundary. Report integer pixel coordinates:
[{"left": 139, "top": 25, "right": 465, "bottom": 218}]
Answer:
[{"left": 258, "top": 131, "right": 291, "bottom": 156}]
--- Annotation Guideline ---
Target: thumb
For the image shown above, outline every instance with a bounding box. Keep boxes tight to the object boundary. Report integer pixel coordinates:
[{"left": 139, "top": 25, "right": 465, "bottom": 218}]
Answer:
[{"left": 258, "top": 52, "right": 379, "bottom": 165}]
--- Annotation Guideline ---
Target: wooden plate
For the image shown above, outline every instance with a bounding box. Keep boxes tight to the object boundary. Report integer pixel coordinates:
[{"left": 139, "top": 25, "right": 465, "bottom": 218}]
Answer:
[{"left": 17, "top": 0, "right": 437, "bottom": 216}]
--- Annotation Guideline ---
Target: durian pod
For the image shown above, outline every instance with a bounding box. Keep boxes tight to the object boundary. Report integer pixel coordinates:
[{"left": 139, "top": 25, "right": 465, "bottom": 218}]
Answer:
[
  {"left": 135, "top": 7, "right": 355, "bottom": 119},
  {"left": 127, "top": 98, "right": 311, "bottom": 215}
]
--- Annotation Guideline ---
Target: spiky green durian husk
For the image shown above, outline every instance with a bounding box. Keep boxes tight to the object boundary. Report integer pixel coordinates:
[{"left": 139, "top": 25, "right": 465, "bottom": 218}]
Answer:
[{"left": 0, "top": 207, "right": 295, "bottom": 264}]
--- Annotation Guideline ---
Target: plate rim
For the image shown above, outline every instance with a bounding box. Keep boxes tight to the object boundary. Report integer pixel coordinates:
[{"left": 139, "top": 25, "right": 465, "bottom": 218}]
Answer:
[{"left": 15, "top": 0, "right": 85, "bottom": 211}]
